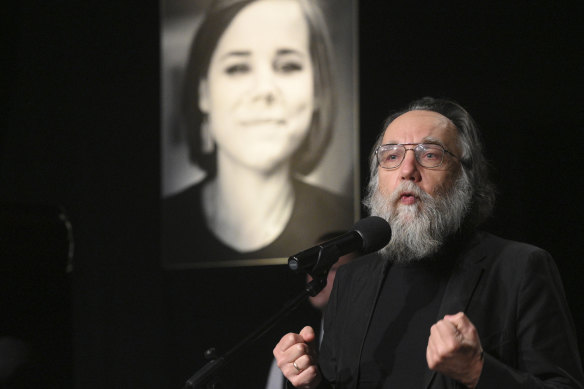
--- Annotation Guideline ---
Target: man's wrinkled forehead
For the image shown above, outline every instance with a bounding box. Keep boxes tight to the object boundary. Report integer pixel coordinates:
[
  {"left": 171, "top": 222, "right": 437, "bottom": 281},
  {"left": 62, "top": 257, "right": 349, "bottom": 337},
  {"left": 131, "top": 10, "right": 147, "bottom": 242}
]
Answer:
[{"left": 382, "top": 110, "right": 460, "bottom": 154}]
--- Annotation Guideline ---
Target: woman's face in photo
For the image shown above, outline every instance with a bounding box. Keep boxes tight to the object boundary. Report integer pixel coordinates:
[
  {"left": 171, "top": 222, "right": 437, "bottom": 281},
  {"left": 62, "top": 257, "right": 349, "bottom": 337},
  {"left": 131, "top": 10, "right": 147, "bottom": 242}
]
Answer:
[{"left": 199, "top": 0, "right": 315, "bottom": 173}]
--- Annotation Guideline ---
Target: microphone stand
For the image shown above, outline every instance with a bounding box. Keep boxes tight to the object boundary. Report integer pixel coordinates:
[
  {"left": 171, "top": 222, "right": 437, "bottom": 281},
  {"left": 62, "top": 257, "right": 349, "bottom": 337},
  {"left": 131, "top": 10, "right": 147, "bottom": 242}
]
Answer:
[{"left": 181, "top": 246, "right": 341, "bottom": 389}]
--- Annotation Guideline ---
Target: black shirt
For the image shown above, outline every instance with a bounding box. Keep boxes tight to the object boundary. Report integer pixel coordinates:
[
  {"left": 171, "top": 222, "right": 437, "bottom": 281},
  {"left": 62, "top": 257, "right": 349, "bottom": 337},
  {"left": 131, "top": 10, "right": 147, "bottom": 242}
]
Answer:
[
  {"left": 162, "top": 177, "right": 353, "bottom": 267},
  {"left": 359, "top": 259, "right": 453, "bottom": 388}
]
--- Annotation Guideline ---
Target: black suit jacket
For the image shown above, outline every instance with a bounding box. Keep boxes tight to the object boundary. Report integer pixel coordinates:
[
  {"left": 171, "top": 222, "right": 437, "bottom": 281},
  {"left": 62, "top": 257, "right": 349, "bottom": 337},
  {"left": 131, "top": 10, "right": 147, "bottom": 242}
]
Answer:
[{"left": 318, "top": 231, "right": 584, "bottom": 388}]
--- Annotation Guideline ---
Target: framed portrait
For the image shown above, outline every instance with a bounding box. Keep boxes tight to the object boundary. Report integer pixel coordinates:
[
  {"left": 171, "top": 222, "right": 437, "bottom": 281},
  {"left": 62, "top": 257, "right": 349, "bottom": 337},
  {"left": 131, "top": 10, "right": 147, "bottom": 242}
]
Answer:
[{"left": 160, "top": 0, "right": 359, "bottom": 268}]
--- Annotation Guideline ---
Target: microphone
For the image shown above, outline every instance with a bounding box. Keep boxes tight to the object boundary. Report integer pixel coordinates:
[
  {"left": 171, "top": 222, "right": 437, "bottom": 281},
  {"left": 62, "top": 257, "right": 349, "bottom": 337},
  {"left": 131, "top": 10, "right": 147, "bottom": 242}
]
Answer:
[{"left": 288, "top": 216, "right": 391, "bottom": 275}]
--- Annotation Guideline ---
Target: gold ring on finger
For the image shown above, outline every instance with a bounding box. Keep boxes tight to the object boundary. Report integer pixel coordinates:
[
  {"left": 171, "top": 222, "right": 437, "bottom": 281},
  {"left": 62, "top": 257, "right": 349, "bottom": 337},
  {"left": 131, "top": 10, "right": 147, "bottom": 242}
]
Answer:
[{"left": 293, "top": 361, "right": 302, "bottom": 372}]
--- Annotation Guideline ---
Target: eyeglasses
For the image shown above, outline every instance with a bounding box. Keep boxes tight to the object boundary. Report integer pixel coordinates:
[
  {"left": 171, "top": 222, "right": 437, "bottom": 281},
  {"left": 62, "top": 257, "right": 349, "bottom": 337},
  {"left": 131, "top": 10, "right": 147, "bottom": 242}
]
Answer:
[{"left": 375, "top": 143, "right": 458, "bottom": 169}]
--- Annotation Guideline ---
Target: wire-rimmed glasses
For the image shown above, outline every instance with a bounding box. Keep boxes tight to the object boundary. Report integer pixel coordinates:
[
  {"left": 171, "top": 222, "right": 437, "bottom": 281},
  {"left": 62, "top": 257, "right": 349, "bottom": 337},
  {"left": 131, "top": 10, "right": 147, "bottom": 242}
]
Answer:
[{"left": 375, "top": 143, "right": 458, "bottom": 169}]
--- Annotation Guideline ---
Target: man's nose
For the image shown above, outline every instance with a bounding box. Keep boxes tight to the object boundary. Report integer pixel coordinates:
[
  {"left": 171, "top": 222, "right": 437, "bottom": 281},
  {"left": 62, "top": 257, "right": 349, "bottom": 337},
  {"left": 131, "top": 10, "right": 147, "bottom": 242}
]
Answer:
[{"left": 399, "top": 149, "right": 421, "bottom": 182}]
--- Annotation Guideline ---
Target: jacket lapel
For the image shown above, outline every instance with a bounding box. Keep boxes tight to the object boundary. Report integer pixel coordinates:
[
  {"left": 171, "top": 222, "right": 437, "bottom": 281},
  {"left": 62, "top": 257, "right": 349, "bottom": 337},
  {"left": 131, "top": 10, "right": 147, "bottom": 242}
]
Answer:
[
  {"left": 353, "top": 256, "right": 391, "bottom": 389},
  {"left": 424, "top": 234, "right": 487, "bottom": 389}
]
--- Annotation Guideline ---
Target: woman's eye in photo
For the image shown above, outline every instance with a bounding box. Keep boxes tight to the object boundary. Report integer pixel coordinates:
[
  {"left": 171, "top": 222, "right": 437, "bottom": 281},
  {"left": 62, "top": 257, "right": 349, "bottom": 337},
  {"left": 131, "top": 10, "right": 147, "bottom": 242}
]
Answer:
[
  {"left": 275, "top": 59, "right": 303, "bottom": 74},
  {"left": 224, "top": 63, "right": 251, "bottom": 75}
]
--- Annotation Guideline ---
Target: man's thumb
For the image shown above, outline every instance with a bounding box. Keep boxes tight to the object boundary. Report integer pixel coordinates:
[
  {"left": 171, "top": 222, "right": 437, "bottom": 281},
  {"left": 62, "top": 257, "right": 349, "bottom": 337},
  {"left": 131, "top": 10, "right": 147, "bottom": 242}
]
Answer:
[{"left": 299, "top": 325, "right": 316, "bottom": 343}]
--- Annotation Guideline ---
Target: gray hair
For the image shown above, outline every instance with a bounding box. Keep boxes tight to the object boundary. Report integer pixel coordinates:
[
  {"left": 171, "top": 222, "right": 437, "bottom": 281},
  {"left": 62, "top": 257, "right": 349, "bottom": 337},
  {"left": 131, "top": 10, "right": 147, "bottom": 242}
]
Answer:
[{"left": 364, "top": 97, "right": 496, "bottom": 228}]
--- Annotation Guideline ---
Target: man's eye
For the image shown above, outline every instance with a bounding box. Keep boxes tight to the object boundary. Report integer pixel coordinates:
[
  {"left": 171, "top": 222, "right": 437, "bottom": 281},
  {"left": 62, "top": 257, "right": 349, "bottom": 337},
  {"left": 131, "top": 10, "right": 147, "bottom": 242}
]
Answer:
[{"left": 383, "top": 151, "right": 402, "bottom": 161}]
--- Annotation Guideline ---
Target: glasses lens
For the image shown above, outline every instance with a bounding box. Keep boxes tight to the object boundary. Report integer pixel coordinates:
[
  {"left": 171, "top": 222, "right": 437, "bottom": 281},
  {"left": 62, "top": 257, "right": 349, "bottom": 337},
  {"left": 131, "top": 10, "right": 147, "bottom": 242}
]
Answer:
[
  {"left": 416, "top": 144, "right": 444, "bottom": 167},
  {"left": 377, "top": 145, "right": 404, "bottom": 169}
]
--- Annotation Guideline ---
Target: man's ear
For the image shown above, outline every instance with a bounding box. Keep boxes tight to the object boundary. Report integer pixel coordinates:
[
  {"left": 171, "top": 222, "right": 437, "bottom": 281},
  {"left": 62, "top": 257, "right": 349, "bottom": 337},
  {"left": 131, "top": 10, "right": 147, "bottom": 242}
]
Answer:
[{"left": 199, "top": 78, "right": 210, "bottom": 113}]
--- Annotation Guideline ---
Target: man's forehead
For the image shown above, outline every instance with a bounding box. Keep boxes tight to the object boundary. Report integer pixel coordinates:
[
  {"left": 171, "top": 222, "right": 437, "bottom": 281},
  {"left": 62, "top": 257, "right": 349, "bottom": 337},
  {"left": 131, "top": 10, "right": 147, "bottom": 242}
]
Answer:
[{"left": 382, "top": 110, "right": 458, "bottom": 144}]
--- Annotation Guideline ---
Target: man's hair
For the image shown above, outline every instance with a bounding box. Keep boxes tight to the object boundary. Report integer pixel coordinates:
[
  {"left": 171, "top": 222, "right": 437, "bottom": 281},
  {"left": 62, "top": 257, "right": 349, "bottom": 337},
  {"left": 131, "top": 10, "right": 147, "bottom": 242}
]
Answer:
[
  {"left": 181, "top": 0, "right": 336, "bottom": 178},
  {"left": 364, "top": 97, "right": 496, "bottom": 228}
]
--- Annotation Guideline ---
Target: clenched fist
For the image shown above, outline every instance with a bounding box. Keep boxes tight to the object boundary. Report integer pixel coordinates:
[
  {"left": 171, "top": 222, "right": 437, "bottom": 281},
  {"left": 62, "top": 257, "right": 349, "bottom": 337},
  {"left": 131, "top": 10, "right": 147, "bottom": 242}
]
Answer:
[
  {"left": 273, "top": 326, "right": 322, "bottom": 389},
  {"left": 426, "top": 312, "right": 484, "bottom": 388}
]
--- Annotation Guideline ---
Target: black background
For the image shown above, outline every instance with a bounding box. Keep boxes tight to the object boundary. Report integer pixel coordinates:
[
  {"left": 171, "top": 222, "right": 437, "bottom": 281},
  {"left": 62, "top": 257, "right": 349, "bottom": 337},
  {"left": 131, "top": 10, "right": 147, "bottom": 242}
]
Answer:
[{"left": 3, "top": 1, "right": 583, "bottom": 388}]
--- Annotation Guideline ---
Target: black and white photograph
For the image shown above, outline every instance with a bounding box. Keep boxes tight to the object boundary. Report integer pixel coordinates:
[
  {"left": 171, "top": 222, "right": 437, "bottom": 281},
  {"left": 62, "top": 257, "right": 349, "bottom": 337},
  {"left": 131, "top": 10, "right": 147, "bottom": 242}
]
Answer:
[{"left": 160, "top": 0, "right": 359, "bottom": 267}]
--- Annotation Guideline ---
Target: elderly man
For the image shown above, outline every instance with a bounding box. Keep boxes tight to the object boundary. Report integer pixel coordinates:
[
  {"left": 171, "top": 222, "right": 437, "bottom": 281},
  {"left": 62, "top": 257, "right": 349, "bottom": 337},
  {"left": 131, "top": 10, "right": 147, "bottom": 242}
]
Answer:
[{"left": 273, "top": 97, "right": 584, "bottom": 388}]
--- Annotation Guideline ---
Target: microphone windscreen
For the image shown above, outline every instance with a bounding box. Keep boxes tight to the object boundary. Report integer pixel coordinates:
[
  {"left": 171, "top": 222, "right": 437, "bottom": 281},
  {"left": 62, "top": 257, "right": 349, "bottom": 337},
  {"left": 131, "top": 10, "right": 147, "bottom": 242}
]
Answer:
[{"left": 353, "top": 216, "right": 391, "bottom": 253}]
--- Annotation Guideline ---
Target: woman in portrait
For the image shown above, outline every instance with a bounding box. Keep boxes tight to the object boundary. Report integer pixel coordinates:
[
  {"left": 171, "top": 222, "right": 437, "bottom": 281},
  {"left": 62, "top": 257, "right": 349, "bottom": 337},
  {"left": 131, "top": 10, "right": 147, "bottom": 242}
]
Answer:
[{"left": 162, "top": 0, "right": 354, "bottom": 266}]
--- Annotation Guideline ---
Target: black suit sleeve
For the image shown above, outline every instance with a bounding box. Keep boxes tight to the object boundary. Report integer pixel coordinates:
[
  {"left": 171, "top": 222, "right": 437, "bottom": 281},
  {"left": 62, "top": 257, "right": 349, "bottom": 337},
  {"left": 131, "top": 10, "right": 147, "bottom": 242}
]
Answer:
[{"left": 477, "top": 249, "right": 584, "bottom": 388}]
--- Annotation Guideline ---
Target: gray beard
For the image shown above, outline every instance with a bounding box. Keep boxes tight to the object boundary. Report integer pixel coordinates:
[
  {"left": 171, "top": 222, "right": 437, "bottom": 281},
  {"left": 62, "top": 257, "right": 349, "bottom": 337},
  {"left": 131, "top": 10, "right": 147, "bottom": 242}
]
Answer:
[{"left": 368, "top": 174, "right": 473, "bottom": 264}]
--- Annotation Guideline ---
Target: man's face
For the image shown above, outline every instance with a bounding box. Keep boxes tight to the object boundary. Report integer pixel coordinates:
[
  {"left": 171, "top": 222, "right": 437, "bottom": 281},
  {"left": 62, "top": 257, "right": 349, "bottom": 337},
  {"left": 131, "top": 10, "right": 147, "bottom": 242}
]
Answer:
[
  {"left": 378, "top": 110, "right": 461, "bottom": 202},
  {"left": 370, "top": 110, "right": 471, "bottom": 262}
]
